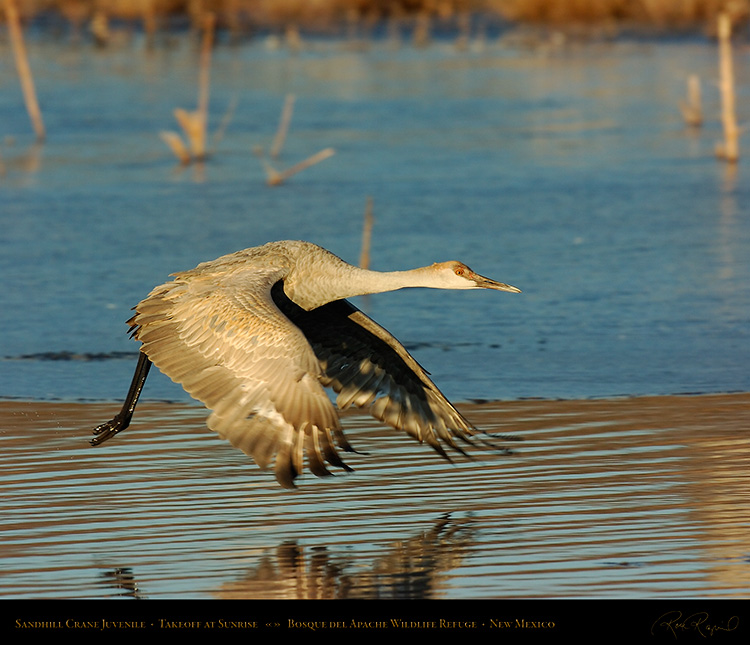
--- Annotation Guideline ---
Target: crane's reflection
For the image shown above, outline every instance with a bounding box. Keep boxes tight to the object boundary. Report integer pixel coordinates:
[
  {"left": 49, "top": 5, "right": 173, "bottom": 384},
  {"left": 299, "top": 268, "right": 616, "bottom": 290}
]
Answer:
[
  {"left": 98, "top": 567, "right": 146, "bottom": 599},
  {"left": 95, "top": 514, "right": 473, "bottom": 600},
  {"left": 219, "top": 513, "right": 475, "bottom": 599}
]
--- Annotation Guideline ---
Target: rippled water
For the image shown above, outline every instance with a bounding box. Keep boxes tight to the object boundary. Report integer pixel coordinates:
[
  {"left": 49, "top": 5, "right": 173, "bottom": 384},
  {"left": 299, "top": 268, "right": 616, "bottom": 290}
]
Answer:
[
  {"left": 2, "top": 394, "right": 749, "bottom": 600},
  {"left": 2, "top": 27, "right": 750, "bottom": 604}
]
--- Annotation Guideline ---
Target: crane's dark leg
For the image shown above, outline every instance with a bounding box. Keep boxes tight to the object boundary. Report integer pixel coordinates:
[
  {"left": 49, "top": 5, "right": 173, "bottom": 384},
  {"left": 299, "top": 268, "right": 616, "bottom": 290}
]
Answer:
[{"left": 91, "top": 351, "right": 152, "bottom": 446}]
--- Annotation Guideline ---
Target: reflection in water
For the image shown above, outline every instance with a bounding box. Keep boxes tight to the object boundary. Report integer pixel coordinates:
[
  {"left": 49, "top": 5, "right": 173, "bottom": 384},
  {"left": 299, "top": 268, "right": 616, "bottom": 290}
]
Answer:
[
  {"left": 0, "top": 141, "right": 43, "bottom": 184},
  {"left": 1, "top": 397, "right": 749, "bottom": 599},
  {"left": 99, "top": 567, "right": 146, "bottom": 600},
  {"left": 219, "top": 514, "right": 474, "bottom": 599}
]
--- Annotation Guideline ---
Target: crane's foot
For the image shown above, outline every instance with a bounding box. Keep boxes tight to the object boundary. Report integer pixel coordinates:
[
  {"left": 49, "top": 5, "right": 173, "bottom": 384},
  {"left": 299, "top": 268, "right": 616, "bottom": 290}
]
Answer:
[
  {"left": 89, "top": 351, "right": 151, "bottom": 447},
  {"left": 90, "top": 415, "right": 129, "bottom": 446}
]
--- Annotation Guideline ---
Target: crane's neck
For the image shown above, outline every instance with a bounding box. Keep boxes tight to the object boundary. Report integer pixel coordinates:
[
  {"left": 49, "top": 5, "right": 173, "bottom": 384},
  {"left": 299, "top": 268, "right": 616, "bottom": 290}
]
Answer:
[{"left": 286, "top": 263, "right": 436, "bottom": 310}]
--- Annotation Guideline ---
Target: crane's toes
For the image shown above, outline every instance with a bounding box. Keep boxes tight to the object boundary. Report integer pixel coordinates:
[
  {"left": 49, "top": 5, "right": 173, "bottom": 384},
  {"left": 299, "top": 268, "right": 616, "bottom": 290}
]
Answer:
[{"left": 90, "top": 416, "right": 127, "bottom": 446}]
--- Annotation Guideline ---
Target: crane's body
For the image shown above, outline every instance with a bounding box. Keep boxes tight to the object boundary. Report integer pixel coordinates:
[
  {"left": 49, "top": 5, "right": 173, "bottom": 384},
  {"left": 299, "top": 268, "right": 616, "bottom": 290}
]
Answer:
[{"left": 91, "top": 240, "right": 521, "bottom": 488}]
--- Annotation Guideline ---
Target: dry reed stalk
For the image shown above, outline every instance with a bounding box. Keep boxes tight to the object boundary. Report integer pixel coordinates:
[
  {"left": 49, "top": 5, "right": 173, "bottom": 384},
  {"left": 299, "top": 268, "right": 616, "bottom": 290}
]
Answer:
[
  {"left": 455, "top": 12, "right": 471, "bottom": 51},
  {"left": 160, "top": 12, "right": 215, "bottom": 164},
  {"left": 716, "top": 12, "right": 740, "bottom": 163},
  {"left": 285, "top": 23, "right": 302, "bottom": 51},
  {"left": 176, "top": 106, "right": 206, "bottom": 155},
  {"left": 413, "top": 10, "right": 431, "bottom": 47},
  {"left": 270, "top": 94, "right": 296, "bottom": 158},
  {"left": 359, "top": 196, "right": 374, "bottom": 269},
  {"left": 386, "top": 14, "right": 402, "bottom": 49},
  {"left": 159, "top": 131, "right": 191, "bottom": 165},
  {"left": 4, "top": 0, "right": 45, "bottom": 142},
  {"left": 143, "top": 0, "right": 157, "bottom": 43},
  {"left": 196, "top": 12, "right": 215, "bottom": 139},
  {"left": 263, "top": 147, "right": 335, "bottom": 186},
  {"left": 211, "top": 96, "right": 238, "bottom": 151},
  {"left": 680, "top": 74, "right": 703, "bottom": 127},
  {"left": 90, "top": 8, "right": 110, "bottom": 46}
]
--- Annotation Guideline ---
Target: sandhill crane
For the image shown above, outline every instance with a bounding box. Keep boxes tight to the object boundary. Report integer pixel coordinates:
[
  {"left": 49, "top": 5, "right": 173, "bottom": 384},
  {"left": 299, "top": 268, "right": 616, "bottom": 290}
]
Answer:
[{"left": 91, "top": 240, "right": 521, "bottom": 488}]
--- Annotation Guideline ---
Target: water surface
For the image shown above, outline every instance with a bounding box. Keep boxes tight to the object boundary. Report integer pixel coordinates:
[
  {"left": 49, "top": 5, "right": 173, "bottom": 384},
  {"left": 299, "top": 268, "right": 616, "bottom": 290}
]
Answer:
[
  {"left": 2, "top": 394, "right": 749, "bottom": 599},
  {"left": 1, "top": 30, "right": 749, "bottom": 604},
  {"left": 1, "top": 33, "right": 748, "bottom": 402}
]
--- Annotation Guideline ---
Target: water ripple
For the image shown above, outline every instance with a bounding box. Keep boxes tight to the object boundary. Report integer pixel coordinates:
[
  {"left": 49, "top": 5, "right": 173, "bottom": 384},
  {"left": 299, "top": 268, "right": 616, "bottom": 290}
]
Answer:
[{"left": 1, "top": 395, "right": 749, "bottom": 598}]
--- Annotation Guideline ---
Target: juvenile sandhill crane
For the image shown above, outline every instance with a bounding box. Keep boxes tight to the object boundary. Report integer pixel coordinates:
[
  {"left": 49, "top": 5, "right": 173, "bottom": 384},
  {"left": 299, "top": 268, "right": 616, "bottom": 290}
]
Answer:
[{"left": 91, "top": 240, "right": 521, "bottom": 488}]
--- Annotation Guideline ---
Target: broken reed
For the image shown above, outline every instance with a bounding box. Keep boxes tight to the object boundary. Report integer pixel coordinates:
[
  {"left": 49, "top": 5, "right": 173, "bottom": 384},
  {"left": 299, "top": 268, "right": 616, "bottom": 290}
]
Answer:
[
  {"left": 255, "top": 94, "right": 336, "bottom": 186},
  {"left": 160, "top": 11, "right": 215, "bottom": 164},
  {"left": 270, "top": 94, "right": 296, "bottom": 159},
  {"left": 263, "top": 148, "right": 336, "bottom": 186}
]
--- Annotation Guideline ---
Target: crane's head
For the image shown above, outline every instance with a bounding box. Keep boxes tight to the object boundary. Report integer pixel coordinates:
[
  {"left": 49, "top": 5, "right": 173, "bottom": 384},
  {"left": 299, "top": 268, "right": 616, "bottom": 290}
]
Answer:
[{"left": 431, "top": 261, "right": 521, "bottom": 293}]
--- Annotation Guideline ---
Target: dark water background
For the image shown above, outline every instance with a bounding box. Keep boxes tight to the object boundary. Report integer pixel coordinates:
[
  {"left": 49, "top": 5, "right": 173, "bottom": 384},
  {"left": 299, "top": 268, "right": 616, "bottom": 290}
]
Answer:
[{"left": 1, "top": 27, "right": 749, "bottom": 604}]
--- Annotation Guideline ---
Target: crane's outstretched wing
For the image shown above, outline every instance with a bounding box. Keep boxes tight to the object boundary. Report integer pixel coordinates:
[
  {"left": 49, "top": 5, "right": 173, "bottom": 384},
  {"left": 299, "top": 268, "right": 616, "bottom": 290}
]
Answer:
[
  {"left": 129, "top": 268, "right": 354, "bottom": 488},
  {"left": 272, "top": 284, "right": 489, "bottom": 461}
]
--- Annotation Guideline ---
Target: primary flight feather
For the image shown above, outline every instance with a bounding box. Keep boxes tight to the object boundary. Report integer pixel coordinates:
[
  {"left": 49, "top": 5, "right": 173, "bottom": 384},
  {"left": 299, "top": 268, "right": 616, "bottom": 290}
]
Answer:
[{"left": 91, "top": 240, "right": 521, "bottom": 488}]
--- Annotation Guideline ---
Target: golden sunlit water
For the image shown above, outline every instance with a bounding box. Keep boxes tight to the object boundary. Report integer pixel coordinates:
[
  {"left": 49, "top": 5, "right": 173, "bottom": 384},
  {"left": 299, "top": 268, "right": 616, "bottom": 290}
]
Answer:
[{"left": 2, "top": 394, "right": 749, "bottom": 599}]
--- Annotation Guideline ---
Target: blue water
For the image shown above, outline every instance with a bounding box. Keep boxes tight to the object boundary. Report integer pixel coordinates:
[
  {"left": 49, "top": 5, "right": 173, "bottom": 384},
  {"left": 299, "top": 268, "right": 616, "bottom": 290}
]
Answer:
[{"left": 2, "top": 33, "right": 749, "bottom": 404}]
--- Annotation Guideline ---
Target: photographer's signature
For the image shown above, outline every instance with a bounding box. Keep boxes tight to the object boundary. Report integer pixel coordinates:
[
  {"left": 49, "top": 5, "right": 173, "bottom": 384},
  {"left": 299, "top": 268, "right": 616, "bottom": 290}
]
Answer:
[{"left": 652, "top": 611, "right": 740, "bottom": 639}]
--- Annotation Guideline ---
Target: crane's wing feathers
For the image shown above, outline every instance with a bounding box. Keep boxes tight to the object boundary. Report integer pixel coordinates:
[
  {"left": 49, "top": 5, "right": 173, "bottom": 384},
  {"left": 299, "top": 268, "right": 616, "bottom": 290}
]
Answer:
[
  {"left": 271, "top": 284, "right": 480, "bottom": 461},
  {"left": 129, "top": 268, "right": 353, "bottom": 489},
  {"left": 130, "top": 265, "right": 490, "bottom": 489}
]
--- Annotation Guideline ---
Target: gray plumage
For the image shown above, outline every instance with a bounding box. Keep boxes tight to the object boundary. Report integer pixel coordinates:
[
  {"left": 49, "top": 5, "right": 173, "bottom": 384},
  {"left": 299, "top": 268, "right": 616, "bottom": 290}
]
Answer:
[{"left": 93, "top": 240, "right": 521, "bottom": 489}]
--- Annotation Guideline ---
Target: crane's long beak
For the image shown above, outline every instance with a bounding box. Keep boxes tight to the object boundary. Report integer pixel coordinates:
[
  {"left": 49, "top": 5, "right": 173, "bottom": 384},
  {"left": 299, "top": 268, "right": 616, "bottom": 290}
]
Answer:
[{"left": 471, "top": 272, "right": 522, "bottom": 293}]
